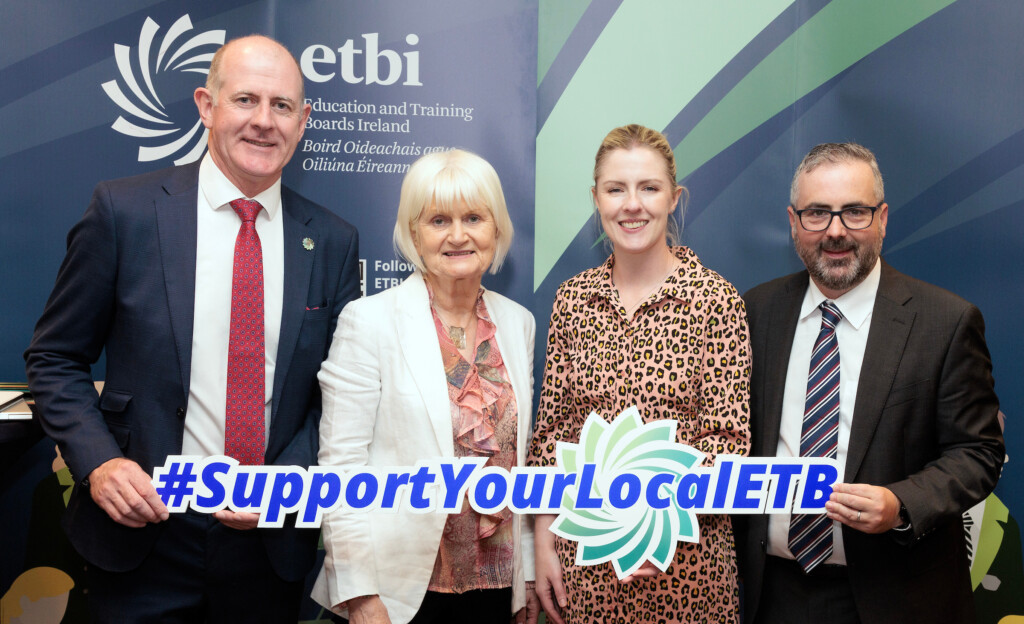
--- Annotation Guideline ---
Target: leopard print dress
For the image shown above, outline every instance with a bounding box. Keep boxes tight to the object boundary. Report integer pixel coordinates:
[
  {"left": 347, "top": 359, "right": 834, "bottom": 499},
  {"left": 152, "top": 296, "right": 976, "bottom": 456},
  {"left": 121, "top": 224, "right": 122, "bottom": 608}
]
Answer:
[{"left": 529, "top": 247, "right": 751, "bottom": 624}]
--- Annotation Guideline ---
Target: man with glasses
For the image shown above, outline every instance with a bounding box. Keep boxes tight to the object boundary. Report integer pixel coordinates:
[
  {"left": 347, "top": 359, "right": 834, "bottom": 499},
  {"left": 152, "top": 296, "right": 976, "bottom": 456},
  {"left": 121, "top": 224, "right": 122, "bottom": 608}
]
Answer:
[{"left": 737, "top": 143, "right": 1003, "bottom": 623}]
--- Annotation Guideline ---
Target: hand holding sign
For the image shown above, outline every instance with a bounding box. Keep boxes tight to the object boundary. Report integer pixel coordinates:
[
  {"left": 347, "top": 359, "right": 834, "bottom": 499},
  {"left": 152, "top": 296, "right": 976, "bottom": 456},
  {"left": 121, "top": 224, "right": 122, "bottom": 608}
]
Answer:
[
  {"left": 825, "top": 483, "right": 902, "bottom": 533},
  {"left": 90, "top": 457, "right": 169, "bottom": 527}
]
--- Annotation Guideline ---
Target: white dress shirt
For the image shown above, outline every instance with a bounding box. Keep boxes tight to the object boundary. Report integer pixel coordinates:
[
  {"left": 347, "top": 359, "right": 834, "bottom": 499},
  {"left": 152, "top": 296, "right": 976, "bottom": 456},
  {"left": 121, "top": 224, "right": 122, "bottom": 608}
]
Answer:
[
  {"left": 182, "top": 153, "right": 284, "bottom": 457},
  {"left": 767, "top": 259, "right": 881, "bottom": 565}
]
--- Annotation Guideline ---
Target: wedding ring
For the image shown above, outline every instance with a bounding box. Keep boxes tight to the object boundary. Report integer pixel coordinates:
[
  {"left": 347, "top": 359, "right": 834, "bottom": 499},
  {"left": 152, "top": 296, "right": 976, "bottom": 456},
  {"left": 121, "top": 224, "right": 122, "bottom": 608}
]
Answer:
[{"left": 857, "top": 510, "right": 862, "bottom": 521}]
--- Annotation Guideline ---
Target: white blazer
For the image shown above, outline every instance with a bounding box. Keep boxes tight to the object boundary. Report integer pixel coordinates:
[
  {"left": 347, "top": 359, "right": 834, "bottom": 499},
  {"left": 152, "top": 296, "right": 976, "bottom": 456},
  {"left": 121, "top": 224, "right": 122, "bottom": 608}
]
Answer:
[{"left": 311, "top": 272, "right": 536, "bottom": 623}]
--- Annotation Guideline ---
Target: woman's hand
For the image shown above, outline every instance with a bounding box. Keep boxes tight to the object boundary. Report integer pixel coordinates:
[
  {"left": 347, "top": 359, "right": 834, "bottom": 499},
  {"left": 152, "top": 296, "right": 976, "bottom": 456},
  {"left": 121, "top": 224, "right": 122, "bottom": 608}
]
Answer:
[
  {"left": 534, "top": 515, "right": 568, "bottom": 624},
  {"left": 618, "top": 560, "right": 663, "bottom": 583},
  {"left": 346, "top": 595, "right": 392, "bottom": 624},
  {"left": 212, "top": 510, "right": 259, "bottom": 530},
  {"left": 514, "top": 581, "right": 541, "bottom": 624}
]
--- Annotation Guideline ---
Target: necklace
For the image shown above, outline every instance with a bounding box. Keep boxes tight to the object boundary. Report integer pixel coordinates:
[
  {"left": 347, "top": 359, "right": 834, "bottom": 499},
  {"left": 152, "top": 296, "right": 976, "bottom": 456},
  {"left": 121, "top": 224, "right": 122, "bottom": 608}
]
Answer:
[
  {"left": 432, "top": 305, "right": 469, "bottom": 349},
  {"left": 447, "top": 325, "right": 467, "bottom": 349}
]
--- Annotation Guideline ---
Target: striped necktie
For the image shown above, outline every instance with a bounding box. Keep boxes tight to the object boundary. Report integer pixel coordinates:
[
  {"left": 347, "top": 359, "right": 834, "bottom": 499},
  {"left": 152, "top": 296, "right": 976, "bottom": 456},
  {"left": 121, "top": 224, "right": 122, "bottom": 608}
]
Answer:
[{"left": 789, "top": 300, "right": 842, "bottom": 572}]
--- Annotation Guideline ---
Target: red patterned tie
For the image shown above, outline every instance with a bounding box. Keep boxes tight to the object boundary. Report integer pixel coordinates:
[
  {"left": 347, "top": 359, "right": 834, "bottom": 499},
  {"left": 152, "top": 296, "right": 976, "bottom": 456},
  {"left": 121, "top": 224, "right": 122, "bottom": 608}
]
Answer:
[{"left": 225, "top": 199, "right": 265, "bottom": 465}]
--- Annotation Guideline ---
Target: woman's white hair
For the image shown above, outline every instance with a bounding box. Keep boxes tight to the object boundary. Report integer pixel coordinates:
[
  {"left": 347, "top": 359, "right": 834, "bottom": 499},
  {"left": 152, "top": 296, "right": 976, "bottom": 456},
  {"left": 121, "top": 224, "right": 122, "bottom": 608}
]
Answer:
[{"left": 393, "top": 149, "right": 514, "bottom": 274}]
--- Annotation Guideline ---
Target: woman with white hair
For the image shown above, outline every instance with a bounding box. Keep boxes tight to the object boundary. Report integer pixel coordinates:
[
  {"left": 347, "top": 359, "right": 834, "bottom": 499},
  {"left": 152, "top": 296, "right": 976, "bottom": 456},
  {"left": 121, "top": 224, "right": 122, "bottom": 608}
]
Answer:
[{"left": 312, "top": 149, "right": 538, "bottom": 624}]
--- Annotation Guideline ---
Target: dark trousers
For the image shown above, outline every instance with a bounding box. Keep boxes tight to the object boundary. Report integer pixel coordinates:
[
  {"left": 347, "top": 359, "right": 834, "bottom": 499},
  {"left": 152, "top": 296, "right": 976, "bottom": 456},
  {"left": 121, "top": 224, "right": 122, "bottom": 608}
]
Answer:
[
  {"left": 409, "top": 587, "right": 513, "bottom": 624},
  {"left": 755, "top": 556, "right": 860, "bottom": 624},
  {"left": 86, "top": 511, "right": 302, "bottom": 624}
]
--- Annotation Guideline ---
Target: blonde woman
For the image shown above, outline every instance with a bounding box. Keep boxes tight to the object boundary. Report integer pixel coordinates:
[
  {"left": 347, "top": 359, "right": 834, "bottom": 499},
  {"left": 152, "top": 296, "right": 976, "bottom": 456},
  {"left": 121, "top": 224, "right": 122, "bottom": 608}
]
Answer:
[
  {"left": 530, "top": 125, "right": 751, "bottom": 624},
  {"left": 313, "top": 149, "right": 538, "bottom": 624}
]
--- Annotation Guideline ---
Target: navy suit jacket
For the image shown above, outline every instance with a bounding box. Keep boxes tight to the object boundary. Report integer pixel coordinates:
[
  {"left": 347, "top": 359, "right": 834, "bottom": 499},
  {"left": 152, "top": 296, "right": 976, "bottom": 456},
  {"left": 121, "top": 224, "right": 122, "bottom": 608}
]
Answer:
[
  {"left": 25, "top": 161, "right": 360, "bottom": 582},
  {"left": 737, "top": 261, "right": 1003, "bottom": 623}
]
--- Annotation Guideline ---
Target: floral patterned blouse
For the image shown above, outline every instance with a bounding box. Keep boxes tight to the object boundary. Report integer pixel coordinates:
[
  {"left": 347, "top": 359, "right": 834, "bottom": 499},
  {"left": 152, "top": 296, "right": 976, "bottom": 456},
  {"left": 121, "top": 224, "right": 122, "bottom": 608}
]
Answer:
[{"left": 426, "top": 290, "right": 517, "bottom": 593}]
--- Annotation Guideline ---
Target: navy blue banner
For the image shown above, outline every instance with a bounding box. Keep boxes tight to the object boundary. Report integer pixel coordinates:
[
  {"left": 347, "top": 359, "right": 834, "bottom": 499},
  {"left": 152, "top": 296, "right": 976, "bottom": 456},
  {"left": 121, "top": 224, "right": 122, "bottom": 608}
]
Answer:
[{"left": 0, "top": 3, "right": 536, "bottom": 620}]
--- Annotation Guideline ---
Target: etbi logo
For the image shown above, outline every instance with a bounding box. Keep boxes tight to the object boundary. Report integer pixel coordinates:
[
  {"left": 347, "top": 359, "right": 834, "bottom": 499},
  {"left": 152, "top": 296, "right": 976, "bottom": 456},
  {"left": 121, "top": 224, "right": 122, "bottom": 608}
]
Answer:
[{"left": 103, "top": 15, "right": 225, "bottom": 165}]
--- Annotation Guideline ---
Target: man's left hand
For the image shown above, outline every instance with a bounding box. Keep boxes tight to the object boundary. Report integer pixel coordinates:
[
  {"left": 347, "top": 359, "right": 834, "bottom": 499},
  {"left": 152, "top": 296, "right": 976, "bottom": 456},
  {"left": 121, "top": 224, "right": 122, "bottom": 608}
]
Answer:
[
  {"left": 825, "top": 483, "right": 902, "bottom": 534},
  {"left": 213, "top": 510, "right": 260, "bottom": 530}
]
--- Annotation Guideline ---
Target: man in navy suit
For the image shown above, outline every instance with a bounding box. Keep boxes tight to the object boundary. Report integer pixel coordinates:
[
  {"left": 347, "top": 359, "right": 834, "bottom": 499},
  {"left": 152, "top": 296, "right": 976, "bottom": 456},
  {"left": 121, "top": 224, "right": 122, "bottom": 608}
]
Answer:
[{"left": 25, "top": 35, "right": 360, "bottom": 622}]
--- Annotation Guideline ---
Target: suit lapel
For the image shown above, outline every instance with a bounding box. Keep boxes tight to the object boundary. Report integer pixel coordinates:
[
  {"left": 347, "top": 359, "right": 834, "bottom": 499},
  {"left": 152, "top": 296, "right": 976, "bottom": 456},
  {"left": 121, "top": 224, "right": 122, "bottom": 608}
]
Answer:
[
  {"left": 846, "top": 262, "right": 915, "bottom": 479},
  {"left": 272, "top": 190, "right": 315, "bottom": 415},
  {"left": 397, "top": 273, "right": 456, "bottom": 457},
  {"left": 758, "top": 273, "right": 806, "bottom": 456},
  {"left": 154, "top": 164, "right": 199, "bottom": 397}
]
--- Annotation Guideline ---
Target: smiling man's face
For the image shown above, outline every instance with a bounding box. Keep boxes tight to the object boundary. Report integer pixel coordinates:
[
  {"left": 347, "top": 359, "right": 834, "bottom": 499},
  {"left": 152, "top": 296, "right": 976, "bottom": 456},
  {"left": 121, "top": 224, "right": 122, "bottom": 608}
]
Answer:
[
  {"left": 788, "top": 160, "right": 888, "bottom": 299},
  {"left": 194, "top": 37, "right": 311, "bottom": 198}
]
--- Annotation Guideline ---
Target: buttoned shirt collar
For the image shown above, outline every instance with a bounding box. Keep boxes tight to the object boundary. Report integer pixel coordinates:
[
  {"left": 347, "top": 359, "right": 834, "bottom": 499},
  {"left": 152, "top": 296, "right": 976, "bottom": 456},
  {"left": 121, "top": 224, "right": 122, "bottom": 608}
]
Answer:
[
  {"left": 199, "top": 153, "right": 282, "bottom": 220},
  {"left": 800, "top": 258, "right": 882, "bottom": 330},
  {"left": 587, "top": 246, "right": 698, "bottom": 309}
]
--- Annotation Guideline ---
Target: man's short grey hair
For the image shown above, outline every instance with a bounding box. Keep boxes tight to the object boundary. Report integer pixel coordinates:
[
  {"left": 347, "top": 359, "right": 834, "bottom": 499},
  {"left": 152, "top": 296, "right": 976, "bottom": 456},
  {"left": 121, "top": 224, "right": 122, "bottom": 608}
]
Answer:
[{"left": 790, "top": 142, "right": 885, "bottom": 206}]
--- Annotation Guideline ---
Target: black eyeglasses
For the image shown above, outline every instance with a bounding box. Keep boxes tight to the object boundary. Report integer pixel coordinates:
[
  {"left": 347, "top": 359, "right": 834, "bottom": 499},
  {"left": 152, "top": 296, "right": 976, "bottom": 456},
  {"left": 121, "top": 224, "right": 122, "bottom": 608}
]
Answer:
[{"left": 793, "top": 204, "right": 881, "bottom": 231}]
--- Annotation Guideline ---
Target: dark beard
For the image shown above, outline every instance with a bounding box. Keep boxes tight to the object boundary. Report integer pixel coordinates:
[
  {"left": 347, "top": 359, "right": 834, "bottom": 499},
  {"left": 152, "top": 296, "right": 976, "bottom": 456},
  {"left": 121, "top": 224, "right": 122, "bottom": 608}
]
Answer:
[{"left": 796, "top": 236, "right": 880, "bottom": 294}]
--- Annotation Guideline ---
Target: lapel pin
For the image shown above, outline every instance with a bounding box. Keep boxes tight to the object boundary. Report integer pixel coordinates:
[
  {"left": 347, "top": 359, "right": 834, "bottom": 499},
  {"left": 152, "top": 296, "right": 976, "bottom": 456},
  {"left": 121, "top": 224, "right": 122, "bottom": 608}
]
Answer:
[{"left": 302, "top": 237, "right": 315, "bottom": 251}]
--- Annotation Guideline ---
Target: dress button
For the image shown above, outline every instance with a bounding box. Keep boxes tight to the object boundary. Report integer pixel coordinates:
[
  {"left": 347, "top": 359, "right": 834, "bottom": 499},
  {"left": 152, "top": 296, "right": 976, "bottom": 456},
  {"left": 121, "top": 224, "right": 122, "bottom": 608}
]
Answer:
[{"left": 176, "top": 407, "right": 185, "bottom": 418}]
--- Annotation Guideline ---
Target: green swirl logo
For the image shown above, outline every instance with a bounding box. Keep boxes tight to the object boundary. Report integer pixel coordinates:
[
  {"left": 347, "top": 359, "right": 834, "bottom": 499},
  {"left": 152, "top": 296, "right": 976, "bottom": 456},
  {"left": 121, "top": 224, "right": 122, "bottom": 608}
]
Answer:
[{"left": 549, "top": 406, "right": 705, "bottom": 578}]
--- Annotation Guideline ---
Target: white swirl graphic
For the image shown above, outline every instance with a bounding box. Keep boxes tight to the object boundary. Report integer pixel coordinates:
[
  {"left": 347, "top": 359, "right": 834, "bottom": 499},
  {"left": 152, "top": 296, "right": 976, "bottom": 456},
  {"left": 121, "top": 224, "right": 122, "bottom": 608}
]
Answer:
[{"left": 103, "top": 15, "right": 225, "bottom": 165}]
